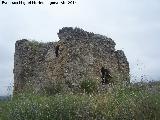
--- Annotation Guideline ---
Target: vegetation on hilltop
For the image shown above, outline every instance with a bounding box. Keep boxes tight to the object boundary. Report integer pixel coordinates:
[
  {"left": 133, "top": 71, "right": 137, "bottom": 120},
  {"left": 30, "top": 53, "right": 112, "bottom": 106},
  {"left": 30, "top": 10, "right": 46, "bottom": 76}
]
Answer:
[{"left": 0, "top": 81, "right": 160, "bottom": 120}]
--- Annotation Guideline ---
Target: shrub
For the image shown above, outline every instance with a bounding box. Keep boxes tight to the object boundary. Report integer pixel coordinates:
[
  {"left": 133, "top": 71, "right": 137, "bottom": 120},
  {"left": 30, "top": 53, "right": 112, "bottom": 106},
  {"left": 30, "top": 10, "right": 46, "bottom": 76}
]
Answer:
[{"left": 80, "top": 79, "right": 98, "bottom": 94}]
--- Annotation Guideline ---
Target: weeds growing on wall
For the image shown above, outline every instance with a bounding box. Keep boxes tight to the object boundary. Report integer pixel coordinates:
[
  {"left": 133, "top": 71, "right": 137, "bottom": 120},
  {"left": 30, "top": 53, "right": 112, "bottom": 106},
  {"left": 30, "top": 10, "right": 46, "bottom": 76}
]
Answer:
[
  {"left": 29, "top": 40, "right": 40, "bottom": 55},
  {"left": 43, "top": 81, "right": 64, "bottom": 95},
  {"left": 80, "top": 79, "right": 98, "bottom": 94}
]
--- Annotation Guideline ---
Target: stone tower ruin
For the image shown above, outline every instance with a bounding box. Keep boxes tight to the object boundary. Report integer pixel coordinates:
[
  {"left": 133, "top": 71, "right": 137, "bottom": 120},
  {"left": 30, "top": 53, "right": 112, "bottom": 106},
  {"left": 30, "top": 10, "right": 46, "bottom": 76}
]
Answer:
[{"left": 14, "top": 27, "right": 130, "bottom": 91}]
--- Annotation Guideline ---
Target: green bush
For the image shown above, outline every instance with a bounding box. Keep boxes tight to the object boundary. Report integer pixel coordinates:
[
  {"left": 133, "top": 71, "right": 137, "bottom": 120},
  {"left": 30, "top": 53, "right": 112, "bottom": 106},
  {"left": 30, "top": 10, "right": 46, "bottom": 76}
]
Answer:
[{"left": 80, "top": 79, "right": 98, "bottom": 94}]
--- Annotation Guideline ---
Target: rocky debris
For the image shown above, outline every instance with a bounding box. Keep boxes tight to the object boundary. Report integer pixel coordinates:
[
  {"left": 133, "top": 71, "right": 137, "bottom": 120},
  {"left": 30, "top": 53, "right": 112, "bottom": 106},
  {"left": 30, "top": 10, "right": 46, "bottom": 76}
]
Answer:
[{"left": 14, "top": 27, "right": 130, "bottom": 92}]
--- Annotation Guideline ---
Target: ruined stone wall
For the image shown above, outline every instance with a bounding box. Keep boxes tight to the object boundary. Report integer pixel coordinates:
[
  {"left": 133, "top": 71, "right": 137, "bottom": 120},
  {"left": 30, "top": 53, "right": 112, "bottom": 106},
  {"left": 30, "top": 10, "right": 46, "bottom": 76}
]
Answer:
[{"left": 14, "top": 27, "right": 130, "bottom": 91}]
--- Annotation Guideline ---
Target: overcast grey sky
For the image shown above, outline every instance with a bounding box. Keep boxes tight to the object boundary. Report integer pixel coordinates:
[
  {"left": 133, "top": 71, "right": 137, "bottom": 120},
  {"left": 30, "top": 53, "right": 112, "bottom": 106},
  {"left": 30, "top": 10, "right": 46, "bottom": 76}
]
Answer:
[{"left": 0, "top": 0, "right": 160, "bottom": 95}]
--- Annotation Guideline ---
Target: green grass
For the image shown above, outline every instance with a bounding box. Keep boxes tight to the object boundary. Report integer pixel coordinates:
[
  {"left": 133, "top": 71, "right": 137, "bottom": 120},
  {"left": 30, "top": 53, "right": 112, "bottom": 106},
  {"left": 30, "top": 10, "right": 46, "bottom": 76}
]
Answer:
[{"left": 0, "top": 82, "right": 160, "bottom": 120}]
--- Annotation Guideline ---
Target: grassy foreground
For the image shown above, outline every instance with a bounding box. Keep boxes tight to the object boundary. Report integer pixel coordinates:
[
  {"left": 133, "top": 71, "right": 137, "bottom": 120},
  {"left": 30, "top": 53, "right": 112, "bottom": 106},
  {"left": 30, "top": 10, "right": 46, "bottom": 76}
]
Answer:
[{"left": 0, "top": 82, "right": 160, "bottom": 120}]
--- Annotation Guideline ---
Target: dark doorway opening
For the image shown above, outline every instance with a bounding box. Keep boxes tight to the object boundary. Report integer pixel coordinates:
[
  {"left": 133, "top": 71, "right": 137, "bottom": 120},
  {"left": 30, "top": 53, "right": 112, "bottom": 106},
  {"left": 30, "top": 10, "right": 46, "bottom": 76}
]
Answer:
[
  {"left": 101, "top": 67, "right": 111, "bottom": 85},
  {"left": 55, "top": 45, "right": 60, "bottom": 57}
]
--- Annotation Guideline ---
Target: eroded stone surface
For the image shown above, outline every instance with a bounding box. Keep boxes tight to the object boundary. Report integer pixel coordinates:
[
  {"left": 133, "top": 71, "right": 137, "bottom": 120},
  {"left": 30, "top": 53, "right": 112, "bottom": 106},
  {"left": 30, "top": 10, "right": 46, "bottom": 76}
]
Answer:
[{"left": 14, "top": 27, "right": 130, "bottom": 91}]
